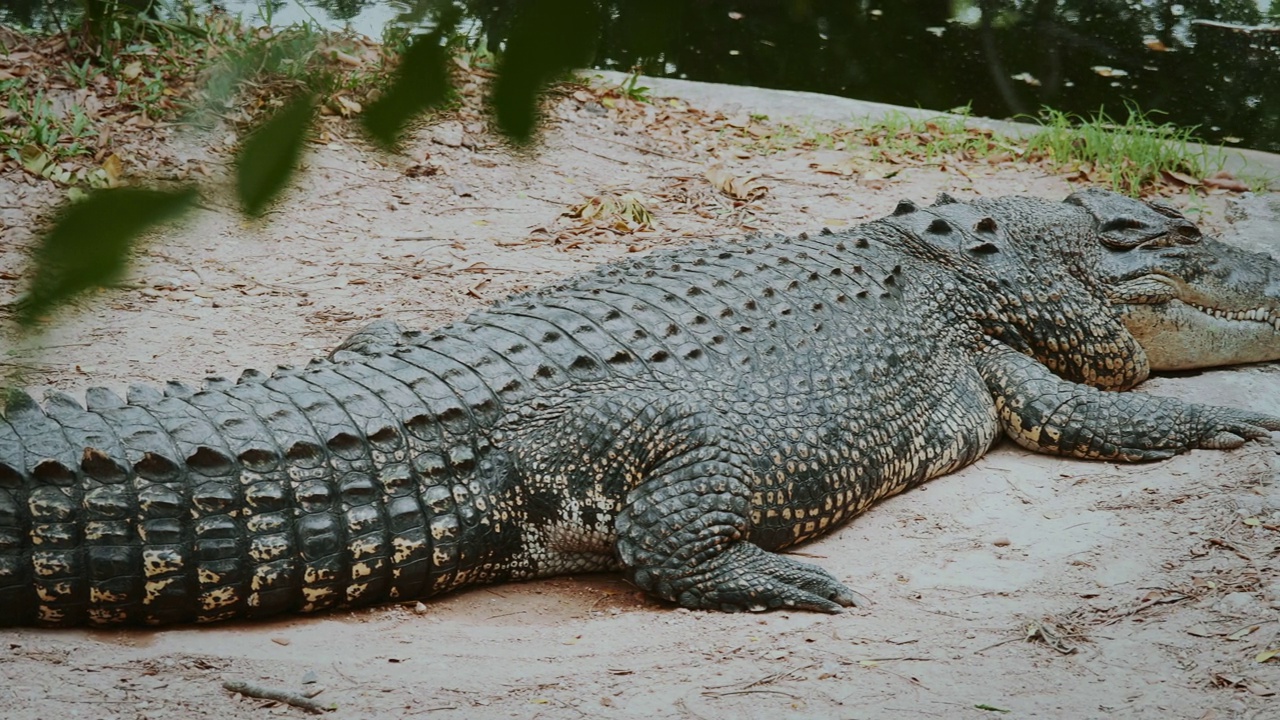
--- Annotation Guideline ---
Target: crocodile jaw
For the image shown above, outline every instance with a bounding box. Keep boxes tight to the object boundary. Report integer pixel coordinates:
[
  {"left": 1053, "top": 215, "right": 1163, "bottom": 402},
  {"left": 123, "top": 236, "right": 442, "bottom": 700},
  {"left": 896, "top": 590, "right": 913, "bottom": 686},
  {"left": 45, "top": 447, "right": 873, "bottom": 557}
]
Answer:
[
  {"left": 1110, "top": 260, "right": 1280, "bottom": 370},
  {"left": 1117, "top": 294, "right": 1280, "bottom": 370}
]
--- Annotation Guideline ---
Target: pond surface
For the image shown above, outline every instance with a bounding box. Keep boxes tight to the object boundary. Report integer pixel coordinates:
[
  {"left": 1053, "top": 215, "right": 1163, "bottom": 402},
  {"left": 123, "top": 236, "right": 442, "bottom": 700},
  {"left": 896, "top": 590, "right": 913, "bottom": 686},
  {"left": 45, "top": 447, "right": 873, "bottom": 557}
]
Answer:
[{"left": 3, "top": 0, "right": 1279, "bottom": 153}]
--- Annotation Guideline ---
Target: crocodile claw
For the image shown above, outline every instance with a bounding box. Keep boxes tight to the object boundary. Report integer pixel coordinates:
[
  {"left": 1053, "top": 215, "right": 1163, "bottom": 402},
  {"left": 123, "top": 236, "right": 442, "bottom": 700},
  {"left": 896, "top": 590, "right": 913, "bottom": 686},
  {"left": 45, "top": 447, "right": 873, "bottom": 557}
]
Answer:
[
  {"left": 1195, "top": 406, "right": 1280, "bottom": 450},
  {"left": 668, "top": 543, "right": 862, "bottom": 614}
]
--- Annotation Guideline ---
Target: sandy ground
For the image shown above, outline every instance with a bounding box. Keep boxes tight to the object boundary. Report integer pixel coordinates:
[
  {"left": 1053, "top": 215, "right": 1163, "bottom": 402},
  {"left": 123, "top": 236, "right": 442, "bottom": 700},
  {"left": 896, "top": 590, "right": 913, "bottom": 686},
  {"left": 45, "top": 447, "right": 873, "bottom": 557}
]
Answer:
[{"left": 1, "top": 75, "right": 1279, "bottom": 720}]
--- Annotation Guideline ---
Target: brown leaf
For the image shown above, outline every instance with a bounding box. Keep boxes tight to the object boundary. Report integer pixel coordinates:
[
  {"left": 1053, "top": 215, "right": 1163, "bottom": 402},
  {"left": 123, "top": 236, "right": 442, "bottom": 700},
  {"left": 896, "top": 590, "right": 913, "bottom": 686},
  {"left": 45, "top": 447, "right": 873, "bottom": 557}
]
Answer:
[
  {"left": 705, "top": 163, "right": 767, "bottom": 201},
  {"left": 101, "top": 154, "right": 124, "bottom": 186},
  {"left": 1162, "top": 169, "right": 1201, "bottom": 186},
  {"left": 1203, "top": 174, "right": 1248, "bottom": 192},
  {"left": 810, "top": 157, "right": 863, "bottom": 177},
  {"left": 567, "top": 192, "right": 654, "bottom": 230}
]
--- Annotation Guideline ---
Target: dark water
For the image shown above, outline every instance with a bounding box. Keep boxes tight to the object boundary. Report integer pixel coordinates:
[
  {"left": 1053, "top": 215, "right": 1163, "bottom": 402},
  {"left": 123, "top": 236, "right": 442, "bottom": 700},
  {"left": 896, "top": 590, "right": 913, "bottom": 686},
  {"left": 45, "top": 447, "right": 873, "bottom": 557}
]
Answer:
[{"left": 4, "top": 0, "right": 1279, "bottom": 153}]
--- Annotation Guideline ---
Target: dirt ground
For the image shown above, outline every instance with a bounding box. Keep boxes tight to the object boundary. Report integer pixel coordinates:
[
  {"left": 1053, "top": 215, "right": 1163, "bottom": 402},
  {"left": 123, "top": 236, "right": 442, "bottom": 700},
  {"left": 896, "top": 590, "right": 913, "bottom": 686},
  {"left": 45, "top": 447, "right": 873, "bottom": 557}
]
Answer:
[{"left": 1, "top": 72, "right": 1279, "bottom": 720}]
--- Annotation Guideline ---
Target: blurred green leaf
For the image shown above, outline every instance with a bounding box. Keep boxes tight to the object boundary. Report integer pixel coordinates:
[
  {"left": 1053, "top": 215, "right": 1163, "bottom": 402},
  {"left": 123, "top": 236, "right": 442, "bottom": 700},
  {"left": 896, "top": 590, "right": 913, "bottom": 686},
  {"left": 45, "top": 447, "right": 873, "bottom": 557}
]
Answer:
[
  {"left": 18, "top": 186, "right": 197, "bottom": 327},
  {"left": 362, "top": 7, "right": 460, "bottom": 149},
  {"left": 236, "top": 92, "right": 316, "bottom": 217},
  {"left": 492, "top": 0, "right": 601, "bottom": 142}
]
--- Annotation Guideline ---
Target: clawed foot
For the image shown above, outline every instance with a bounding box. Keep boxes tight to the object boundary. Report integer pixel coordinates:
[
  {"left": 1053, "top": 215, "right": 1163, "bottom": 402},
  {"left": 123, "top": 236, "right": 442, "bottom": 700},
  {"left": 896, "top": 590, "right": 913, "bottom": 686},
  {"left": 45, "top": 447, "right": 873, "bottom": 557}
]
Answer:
[
  {"left": 661, "top": 543, "right": 866, "bottom": 614},
  {"left": 1195, "top": 406, "right": 1280, "bottom": 450},
  {"left": 1113, "top": 405, "right": 1279, "bottom": 461}
]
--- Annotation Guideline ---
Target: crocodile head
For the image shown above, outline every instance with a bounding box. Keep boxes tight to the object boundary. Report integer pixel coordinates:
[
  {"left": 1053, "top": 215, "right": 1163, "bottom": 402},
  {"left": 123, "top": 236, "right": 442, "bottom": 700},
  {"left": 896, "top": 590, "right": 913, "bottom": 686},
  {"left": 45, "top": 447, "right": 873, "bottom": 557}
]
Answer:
[{"left": 1068, "top": 188, "right": 1280, "bottom": 370}]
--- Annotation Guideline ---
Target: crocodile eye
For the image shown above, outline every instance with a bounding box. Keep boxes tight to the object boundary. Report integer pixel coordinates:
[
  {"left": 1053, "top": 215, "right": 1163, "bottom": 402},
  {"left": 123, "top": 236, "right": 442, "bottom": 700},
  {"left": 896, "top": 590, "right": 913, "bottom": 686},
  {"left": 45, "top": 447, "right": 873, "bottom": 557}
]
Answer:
[
  {"left": 1101, "top": 217, "right": 1147, "bottom": 234},
  {"left": 1173, "top": 223, "right": 1202, "bottom": 244},
  {"left": 1098, "top": 216, "right": 1163, "bottom": 250}
]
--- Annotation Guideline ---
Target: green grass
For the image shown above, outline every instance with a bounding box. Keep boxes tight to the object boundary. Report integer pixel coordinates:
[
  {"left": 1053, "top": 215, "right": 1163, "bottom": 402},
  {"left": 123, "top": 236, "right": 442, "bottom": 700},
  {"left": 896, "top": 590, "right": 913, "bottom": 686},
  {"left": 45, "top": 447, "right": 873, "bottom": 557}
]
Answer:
[
  {"left": 1, "top": 79, "right": 101, "bottom": 173},
  {"left": 860, "top": 105, "right": 1005, "bottom": 161},
  {"left": 1022, "top": 105, "right": 1225, "bottom": 195},
  {"left": 735, "top": 100, "right": 1255, "bottom": 195},
  {"left": 738, "top": 105, "right": 1013, "bottom": 161}
]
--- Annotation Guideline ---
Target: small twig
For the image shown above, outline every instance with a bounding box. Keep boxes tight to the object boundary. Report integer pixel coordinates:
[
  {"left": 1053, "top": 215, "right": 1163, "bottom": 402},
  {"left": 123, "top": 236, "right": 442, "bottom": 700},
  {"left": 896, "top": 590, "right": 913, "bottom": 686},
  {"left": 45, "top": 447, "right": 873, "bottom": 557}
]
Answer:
[
  {"left": 704, "top": 688, "right": 802, "bottom": 699},
  {"left": 524, "top": 194, "right": 571, "bottom": 205},
  {"left": 1206, "top": 537, "right": 1253, "bottom": 561},
  {"left": 41, "top": 0, "right": 67, "bottom": 36},
  {"left": 438, "top": 205, "right": 522, "bottom": 214},
  {"left": 329, "top": 662, "right": 357, "bottom": 684},
  {"left": 581, "top": 133, "right": 693, "bottom": 163},
  {"left": 674, "top": 696, "right": 712, "bottom": 720},
  {"left": 145, "top": 251, "right": 207, "bottom": 285},
  {"left": 851, "top": 656, "right": 934, "bottom": 663},
  {"left": 568, "top": 143, "right": 632, "bottom": 165},
  {"left": 485, "top": 610, "right": 526, "bottom": 620},
  {"left": 747, "top": 662, "right": 818, "bottom": 688},
  {"left": 972, "top": 637, "right": 1023, "bottom": 655},
  {"left": 223, "top": 680, "right": 331, "bottom": 714}
]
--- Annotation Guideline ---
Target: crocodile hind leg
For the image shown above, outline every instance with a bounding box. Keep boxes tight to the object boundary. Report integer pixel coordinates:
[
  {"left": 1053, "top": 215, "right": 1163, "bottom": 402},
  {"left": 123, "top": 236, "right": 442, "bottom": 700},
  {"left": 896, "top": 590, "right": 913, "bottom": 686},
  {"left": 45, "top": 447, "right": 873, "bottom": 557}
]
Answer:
[
  {"left": 507, "top": 392, "right": 860, "bottom": 613},
  {"left": 329, "top": 319, "right": 410, "bottom": 359},
  {"left": 976, "top": 340, "right": 1280, "bottom": 460}
]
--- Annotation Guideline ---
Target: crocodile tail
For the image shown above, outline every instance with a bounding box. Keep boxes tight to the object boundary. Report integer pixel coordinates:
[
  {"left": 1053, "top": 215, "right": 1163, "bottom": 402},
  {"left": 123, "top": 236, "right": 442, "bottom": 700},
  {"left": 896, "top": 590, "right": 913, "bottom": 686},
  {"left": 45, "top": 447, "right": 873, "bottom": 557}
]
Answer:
[{"left": 0, "top": 350, "right": 500, "bottom": 627}]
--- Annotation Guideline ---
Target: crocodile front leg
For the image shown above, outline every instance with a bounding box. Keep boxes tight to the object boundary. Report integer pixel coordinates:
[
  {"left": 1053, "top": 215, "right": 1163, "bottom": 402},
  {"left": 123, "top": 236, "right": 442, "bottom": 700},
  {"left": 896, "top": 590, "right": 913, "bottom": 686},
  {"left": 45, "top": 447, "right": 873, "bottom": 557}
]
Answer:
[
  {"left": 508, "top": 392, "right": 860, "bottom": 613},
  {"left": 975, "top": 340, "right": 1280, "bottom": 461},
  {"left": 612, "top": 399, "right": 859, "bottom": 613}
]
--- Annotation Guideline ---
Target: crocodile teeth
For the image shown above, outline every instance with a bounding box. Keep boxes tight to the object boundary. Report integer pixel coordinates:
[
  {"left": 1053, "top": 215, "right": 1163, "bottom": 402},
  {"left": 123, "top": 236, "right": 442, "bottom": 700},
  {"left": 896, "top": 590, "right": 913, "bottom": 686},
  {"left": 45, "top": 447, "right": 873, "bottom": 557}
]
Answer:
[{"left": 1184, "top": 300, "right": 1278, "bottom": 327}]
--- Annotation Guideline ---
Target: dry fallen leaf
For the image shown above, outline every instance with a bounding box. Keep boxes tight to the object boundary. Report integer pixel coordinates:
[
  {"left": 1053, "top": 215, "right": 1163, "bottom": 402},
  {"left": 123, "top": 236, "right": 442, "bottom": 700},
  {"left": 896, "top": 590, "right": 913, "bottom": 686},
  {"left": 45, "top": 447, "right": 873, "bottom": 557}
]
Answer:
[
  {"left": 1203, "top": 171, "right": 1249, "bottom": 192},
  {"left": 1161, "top": 169, "right": 1201, "bottom": 186},
  {"left": 567, "top": 192, "right": 654, "bottom": 232},
  {"left": 1212, "top": 672, "right": 1275, "bottom": 696},
  {"left": 101, "top": 154, "right": 124, "bottom": 186},
  {"left": 1025, "top": 620, "right": 1077, "bottom": 655},
  {"left": 1226, "top": 625, "right": 1259, "bottom": 641},
  {"left": 705, "top": 163, "right": 767, "bottom": 201},
  {"left": 332, "top": 95, "right": 362, "bottom": 116},
  {"left": 810, "top": 156, "right": 864, "bottom": 177},
  {"left": 19, "top": 145, "right": 50, "bottom": 176}
]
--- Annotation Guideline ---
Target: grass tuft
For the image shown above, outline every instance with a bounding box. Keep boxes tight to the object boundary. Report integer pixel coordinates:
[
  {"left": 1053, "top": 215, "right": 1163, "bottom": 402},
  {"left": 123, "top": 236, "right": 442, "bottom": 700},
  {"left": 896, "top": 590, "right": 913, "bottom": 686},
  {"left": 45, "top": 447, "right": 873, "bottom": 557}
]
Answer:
[{"left": 1022, "top": 104, "right": 1225, "bottom": 195}]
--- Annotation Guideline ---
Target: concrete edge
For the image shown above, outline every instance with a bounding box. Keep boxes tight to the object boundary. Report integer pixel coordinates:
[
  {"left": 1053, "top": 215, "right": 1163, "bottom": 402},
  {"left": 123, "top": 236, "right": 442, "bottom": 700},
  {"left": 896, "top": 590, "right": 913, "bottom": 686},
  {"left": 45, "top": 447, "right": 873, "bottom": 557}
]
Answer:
[{"left": 587, "top": 70, "right": 1280, "bottom": 191}]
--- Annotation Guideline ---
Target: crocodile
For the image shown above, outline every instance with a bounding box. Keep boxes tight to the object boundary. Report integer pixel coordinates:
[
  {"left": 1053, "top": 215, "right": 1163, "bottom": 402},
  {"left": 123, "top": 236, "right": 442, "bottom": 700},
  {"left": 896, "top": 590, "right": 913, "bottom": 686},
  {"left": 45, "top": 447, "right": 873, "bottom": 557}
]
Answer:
[{"left": 2, "top": 189, "right": 1278, "bottom": 627}]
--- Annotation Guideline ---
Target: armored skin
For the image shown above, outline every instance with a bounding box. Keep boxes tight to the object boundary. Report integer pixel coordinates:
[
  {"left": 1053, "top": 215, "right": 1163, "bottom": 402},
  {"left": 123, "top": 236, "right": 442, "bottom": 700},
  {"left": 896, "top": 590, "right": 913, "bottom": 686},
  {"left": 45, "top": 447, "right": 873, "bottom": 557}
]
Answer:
[{"left": 2, "top": 189, "right": 1278, "bottom": 626}]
